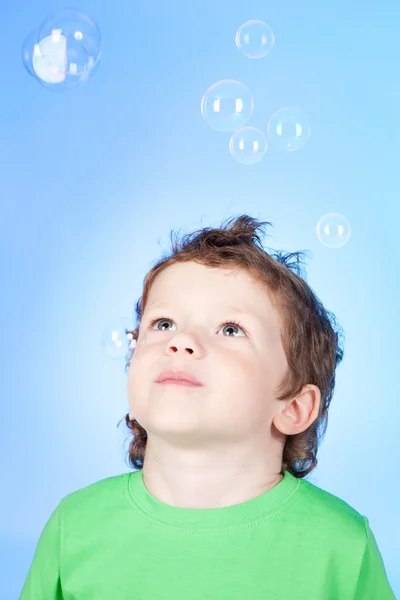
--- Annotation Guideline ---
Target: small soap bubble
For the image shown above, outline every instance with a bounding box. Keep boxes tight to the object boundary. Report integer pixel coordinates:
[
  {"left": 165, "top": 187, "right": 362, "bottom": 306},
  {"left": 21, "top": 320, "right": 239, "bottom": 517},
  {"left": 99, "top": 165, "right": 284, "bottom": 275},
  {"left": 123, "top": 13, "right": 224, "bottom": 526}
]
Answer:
[
  {"left": 101, "top": 318, "right": 136, "bottom": 362},
  {"left": 235, "top": 20, "right": 275, "bottom": 59},
  {"left": 229, "top": 127, "right": 267, "bottom": 165},
  {"left": 201, "top": 80, "right": 254, "bottom": 132},
  {"left": 267, "top": 107, "right": 311, "bottom": 151},
  {"left": 316, "top": 213, "right": 351, "bottom": 248}
]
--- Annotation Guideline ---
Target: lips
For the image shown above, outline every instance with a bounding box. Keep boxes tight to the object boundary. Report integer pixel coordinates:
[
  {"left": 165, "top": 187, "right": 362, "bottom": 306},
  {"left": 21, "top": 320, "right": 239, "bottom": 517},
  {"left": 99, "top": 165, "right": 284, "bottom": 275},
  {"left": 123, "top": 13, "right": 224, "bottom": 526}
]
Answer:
[{"left": 155, "top": 370, "right": 203, "bottom": 386}]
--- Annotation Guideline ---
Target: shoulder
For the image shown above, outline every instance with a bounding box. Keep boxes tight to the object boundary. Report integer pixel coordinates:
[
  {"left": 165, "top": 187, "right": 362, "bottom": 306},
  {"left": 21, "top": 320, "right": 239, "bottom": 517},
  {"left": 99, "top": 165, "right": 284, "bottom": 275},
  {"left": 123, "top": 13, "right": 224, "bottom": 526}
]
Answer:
[
  {"left": 58, "top": 472, "right": 131, "bottom": 519},
  {"left": 295, "top": 475, "right": 368, "bottom": 542}
]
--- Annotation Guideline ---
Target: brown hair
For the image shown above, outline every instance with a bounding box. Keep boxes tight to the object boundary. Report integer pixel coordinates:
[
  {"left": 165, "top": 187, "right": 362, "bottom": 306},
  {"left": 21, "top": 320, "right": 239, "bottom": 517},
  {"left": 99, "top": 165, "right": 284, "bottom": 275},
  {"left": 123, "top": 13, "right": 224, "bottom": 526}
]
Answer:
[{"left": 118, "top": 214, "right": 345, "bottom": 479}]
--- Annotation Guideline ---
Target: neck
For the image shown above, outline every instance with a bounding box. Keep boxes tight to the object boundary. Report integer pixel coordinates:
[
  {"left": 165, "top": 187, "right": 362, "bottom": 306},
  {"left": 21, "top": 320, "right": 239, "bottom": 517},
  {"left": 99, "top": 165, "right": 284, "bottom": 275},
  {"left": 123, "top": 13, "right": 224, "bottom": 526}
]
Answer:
[{"left": 141, "top": 440, "right": 284, "bottom": 509}]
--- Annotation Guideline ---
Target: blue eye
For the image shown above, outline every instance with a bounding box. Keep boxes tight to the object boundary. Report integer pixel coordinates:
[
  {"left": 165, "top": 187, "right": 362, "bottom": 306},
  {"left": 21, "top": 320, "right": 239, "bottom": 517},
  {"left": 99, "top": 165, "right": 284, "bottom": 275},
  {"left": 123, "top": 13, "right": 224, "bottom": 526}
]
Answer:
[{"left": 147, "top": 316, "right": 248, "bottom": 337}]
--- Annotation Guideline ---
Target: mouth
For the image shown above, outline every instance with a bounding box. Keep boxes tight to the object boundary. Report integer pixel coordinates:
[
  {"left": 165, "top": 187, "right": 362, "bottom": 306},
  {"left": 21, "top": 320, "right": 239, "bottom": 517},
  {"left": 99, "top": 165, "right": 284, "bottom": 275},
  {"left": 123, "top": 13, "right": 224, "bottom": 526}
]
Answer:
[
  {"left": 155, "top": 370, "right": 203, "bottom": 386},
  {"left": 156, "top": 379, "right": 202, "bottom": 387}
]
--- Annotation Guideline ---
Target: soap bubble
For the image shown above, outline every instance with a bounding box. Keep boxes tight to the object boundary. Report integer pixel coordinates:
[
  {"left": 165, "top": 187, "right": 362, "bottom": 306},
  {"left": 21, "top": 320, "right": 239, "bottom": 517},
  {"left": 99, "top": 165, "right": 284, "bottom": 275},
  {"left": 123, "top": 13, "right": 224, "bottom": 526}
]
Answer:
[
  {"left": 267, "top": 107, "right": 311, "bottom": 151},
  {"left": 22, "top": 29, "right": 90, "bottom": 91},
  {"left": 316, "top": 213, "right": 351, "bottom": 248},
  {"left": 201, "top": 80, "right": 254, "bottom": 132},
  {"left": 229, "top": 127, "right": 267, "bottom": 164},
  {"left": 101, "top": 318, "right": 136, "bottom": 362},
  {"left": 235, "top": 20, "right": 275, "bottom": 59},
  {"left": 22, "top": 8, "right": 101, "bottom": 90}
]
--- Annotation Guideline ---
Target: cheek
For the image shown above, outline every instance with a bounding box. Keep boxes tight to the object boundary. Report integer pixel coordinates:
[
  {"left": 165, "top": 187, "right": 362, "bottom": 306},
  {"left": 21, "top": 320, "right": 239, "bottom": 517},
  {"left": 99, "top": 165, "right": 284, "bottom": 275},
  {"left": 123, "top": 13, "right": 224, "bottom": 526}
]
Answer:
[
  {"left": 223, "top": 355, "right": 271, "bottom": 399},
  {"left": 227, "top": 351, "right": 260, "bottom": 377},
  {"left": 127, "top": 367, "right": 149, "bottom": 420},
  {"left": 128, "top": 336, "right": 152, "bottom": 372},
  {"left": 127, "top": 357, "right": 146, "bottom": 397},
  {"left": 218, "top": 355, "right": 261, "bottom": 393}
]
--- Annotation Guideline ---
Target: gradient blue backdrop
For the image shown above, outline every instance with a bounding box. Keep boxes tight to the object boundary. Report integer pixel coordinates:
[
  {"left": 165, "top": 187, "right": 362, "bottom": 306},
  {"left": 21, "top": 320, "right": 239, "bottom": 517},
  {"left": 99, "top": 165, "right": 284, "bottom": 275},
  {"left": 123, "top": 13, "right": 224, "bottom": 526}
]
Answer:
[{"left": 1, "top": 0, "right": 398, "bottom": 597}]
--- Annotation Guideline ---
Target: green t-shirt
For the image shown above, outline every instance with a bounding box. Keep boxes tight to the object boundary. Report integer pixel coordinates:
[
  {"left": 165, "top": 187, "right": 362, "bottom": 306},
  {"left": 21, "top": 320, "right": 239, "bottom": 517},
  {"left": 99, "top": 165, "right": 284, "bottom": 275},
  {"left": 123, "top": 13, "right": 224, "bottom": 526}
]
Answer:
[{"left": 19, "top": 469, "right": 396, "bottom": 599}]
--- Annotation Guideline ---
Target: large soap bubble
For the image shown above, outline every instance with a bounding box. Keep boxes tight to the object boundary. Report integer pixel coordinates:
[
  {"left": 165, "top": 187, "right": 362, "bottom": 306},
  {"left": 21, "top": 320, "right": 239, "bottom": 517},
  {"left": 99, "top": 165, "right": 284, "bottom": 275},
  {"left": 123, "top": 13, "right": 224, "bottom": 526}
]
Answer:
[
  {"left": 22, "top": 9, "right": 101, "bottom": 91},
  {"left": 22, "top": 29, "right": 90, "bottom": 91}
]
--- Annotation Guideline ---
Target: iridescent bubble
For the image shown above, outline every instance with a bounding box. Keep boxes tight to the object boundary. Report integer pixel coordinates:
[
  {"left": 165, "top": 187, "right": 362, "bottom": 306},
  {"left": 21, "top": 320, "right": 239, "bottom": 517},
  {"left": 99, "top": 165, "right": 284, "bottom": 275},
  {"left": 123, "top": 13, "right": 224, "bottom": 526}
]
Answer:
[
  {"left": 235, "top": 20, "right": 275, "bottom": 59},
  {"left": 201, "top": 80, "right": 254, "bottom": 132},
  {"left": 101, "top": 317, "right": 136, "bottom": 362},
  {"left": 22, "top": 29, "right": 90, "bottom": 91},
  {"left": 267, "top": 107, "right": 311, "bottom": 151},
  {"left": 229, "top": 127, "right": 267, "bottom": 165},
  {"left": 316, "top": 213, "right": 351, "bottom": 248}
]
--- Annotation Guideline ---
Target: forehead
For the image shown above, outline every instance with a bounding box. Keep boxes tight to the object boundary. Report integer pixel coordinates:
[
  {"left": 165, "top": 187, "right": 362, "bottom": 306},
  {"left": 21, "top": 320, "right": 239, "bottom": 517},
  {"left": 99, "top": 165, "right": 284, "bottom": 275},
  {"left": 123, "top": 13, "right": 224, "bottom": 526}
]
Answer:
[{"left": 148, "top": 261, "right": 264, "bottom": 297}]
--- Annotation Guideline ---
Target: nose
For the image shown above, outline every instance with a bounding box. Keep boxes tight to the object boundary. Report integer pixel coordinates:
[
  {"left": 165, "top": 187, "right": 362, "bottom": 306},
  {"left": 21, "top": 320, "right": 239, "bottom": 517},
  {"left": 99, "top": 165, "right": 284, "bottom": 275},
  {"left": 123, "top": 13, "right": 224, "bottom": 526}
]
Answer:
[{"left": 168, "top": 344, "right": 194, "bottom": 355}]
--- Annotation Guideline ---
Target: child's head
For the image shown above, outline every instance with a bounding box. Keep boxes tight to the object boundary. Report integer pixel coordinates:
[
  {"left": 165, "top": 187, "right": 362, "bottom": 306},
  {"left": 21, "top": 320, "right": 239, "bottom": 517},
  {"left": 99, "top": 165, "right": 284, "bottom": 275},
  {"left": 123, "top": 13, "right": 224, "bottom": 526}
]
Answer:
[{"left": 121, "top": 214, "right": 344, "bottom": 479}]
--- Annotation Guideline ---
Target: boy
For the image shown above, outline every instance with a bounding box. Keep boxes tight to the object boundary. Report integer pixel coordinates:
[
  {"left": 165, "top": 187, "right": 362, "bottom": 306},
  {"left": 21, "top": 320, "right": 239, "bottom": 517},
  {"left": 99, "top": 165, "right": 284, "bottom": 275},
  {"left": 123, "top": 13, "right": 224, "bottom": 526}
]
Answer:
[{"left": 19, "top": 214, "right": 396, "bottom": 599}]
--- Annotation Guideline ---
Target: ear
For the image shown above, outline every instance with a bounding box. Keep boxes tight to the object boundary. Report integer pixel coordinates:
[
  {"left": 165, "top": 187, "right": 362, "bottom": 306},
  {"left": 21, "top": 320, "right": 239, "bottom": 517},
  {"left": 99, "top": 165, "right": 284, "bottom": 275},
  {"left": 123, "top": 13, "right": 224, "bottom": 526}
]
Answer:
[{"left": 273, "top": 384, "right": 321, "bottom": 436}]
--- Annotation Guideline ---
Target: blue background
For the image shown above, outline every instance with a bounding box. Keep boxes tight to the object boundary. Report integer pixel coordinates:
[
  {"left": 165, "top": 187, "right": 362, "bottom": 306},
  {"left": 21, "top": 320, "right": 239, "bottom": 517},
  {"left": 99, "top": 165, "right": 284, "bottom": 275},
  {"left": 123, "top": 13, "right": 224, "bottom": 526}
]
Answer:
[{"left": 1, "top": 0, "right": 398, "bottom": 597}]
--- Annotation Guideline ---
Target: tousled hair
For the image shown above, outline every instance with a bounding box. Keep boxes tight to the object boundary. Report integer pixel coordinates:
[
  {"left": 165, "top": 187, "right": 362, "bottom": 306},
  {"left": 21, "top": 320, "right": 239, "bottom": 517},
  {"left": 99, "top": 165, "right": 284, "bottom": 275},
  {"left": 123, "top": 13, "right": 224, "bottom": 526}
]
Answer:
[{"left": 118, "top": 214, "right": 345, "bottom": 479}]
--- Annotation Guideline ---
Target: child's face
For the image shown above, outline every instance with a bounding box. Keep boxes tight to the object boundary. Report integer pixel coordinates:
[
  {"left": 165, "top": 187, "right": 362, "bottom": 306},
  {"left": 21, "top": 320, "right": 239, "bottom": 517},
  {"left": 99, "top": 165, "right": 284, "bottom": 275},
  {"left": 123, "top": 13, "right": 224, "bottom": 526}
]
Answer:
[{"left": 127, "top": 261, "right": 290, "bottom": 454}]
